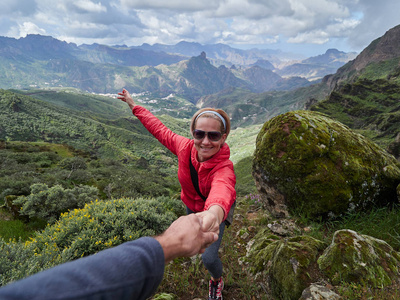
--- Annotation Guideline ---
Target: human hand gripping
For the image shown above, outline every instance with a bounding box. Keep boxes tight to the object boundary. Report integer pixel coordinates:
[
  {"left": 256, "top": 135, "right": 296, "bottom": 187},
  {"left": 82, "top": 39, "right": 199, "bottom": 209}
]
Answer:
[
  {"left": 117, "top": 88, "right": 136, "bottom": 110},
  {"left": 195, "top": 205, "right": 225, "bottom": 235},
  {"left": 155, "top": 214, "right": 218, "bottom": 263}
]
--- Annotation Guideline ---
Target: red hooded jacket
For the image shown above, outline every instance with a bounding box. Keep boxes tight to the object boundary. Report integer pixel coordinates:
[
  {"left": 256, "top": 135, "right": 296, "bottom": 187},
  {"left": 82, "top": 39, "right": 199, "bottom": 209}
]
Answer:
[{"left": 132, "top": 106, "right": 236, "bottom": 220}]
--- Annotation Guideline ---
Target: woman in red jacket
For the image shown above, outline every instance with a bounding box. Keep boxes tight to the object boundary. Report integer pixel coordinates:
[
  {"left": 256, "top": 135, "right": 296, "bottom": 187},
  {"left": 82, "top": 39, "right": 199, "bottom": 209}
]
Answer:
[{"left": 118, "top": 89, "right": 236, "bottom": 300}]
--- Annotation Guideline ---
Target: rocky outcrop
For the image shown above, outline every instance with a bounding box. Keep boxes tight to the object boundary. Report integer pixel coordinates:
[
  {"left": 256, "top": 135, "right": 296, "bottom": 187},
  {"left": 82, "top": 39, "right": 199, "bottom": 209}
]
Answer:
[
  {"left": 299, "top": 283, "right": 341, "bottom": 300},
  {"left": 252, "top": 110, "right": 400, "bottom": 219},
  {"left": 318, "top": 229, "right": 400, "bottom": 287},
  {"left": 247, "top": 229, "right": 326, "bottom": 300},
  {"left": 247, "top": 228, "right": 400, "bottom": 299}
]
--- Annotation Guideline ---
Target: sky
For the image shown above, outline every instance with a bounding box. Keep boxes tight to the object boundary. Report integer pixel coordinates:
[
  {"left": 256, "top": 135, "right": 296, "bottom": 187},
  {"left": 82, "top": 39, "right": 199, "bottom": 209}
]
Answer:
[{"left": 1, "top": 0, "right": 400, "bottom": 57}]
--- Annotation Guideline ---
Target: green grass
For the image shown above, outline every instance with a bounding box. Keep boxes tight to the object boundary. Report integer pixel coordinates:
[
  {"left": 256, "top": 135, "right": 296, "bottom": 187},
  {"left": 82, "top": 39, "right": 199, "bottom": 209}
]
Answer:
[
  {"left": 0, "top": 209, "right": 47, "bottom": 241},
  {"left": 0, "top": 219, "right": 32, "bottom": 241},
  {"left": 228, "top": 124, "right": 261, "bottom": 165},
  {"left": 299, "top": 203, "right": 400, "bottom": 251}
]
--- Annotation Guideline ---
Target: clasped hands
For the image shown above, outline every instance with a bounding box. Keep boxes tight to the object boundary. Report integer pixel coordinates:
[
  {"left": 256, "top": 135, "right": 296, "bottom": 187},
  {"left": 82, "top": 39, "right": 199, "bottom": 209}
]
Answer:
[{"left": 155, "top": 206, "right": 224, "bottom": 263}]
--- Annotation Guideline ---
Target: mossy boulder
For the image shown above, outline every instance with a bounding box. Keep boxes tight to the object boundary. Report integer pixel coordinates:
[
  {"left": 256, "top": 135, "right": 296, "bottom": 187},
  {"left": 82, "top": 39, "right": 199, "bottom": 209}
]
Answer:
[
  {"left": 318, "top": 229, "right": 400, "bottom": 287},
  {"left": 253, "top": 110, "right": 400, "bottom": 218},
  {"left": 248, "top": 228, "right": 326, "bottom": 300}
]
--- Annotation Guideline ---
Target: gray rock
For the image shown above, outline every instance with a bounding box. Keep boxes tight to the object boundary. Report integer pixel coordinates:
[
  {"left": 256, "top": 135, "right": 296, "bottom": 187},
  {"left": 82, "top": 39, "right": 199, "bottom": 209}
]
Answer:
[{"left": 299, "top": 283, "right": 341, "bottom": 300}]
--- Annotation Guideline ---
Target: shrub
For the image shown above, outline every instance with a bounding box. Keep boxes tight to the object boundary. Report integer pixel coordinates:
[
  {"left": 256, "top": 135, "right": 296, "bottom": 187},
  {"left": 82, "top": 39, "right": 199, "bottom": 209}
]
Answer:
[
  {"left": 0, "top": 197, "right": 178, "bottom": 286},
  {"left": 13, "top": 183, "right": 99, "bottom": 224}
]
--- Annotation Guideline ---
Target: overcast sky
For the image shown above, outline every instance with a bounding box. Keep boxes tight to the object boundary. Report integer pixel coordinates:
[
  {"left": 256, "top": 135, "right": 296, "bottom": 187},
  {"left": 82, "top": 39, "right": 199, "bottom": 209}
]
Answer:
[{"left": 1, "top": 0, "right": 400, "bottom": 56}]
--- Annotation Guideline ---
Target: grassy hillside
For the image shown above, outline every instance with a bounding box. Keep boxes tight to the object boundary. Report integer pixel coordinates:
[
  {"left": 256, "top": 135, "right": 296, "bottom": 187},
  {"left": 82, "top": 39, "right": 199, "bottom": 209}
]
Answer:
[
  {"left": 311, "top": 69, "right": 400, "bottom": 149},
  {"left": 0, "top": 89, "right": 191, "bottom": 169}
]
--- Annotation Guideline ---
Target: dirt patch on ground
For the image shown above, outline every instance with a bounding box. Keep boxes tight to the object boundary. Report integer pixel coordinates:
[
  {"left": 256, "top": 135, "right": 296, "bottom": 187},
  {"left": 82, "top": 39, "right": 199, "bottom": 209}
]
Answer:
[{"left": 0, "top": 208, "right": 12, "bottom": 221}]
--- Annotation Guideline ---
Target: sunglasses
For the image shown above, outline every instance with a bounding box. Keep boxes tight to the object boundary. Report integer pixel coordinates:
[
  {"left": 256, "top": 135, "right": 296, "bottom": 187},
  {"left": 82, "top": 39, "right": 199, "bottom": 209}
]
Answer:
[{"left": 193, "top": 129, "right": 222, "bottom": 142}]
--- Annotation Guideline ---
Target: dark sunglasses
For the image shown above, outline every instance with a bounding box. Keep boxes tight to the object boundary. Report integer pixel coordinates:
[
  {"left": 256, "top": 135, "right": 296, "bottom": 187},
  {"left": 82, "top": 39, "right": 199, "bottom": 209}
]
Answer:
[{"left": 193, "top": 129, "right": 222, "bottom": 142}]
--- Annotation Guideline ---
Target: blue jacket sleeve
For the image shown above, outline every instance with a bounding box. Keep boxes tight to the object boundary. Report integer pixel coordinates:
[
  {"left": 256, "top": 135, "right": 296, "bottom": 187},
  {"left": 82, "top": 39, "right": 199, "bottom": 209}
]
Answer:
[{"left": 0, "top": 237, "right": 165, "bottom": 300}]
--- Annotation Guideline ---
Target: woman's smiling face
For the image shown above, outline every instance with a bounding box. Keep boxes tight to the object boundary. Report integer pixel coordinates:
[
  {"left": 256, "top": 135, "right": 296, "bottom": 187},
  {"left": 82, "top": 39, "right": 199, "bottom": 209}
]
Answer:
[{"left": 193, "top": 116, "right": 226, "bottom": 162}]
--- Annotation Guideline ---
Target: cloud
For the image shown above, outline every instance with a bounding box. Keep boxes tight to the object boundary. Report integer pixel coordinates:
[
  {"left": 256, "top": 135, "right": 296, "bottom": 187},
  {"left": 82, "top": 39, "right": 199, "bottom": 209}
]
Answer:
[
  {"left": 120, "top": 0, "right": 218, "bottom": 12},
  {"left": 7, "top": 22, "right": 47, "bottom": 38},
  {"left": 0, "top": 0, "right": 37, "bottom": 16},
  {"left": 347, "top": 0, "right": 400, "bottom": 50},
  {"left": 118, "top": 0, "right": 363, "bottom": 47},
  {"left": 0, "top": 0, "right": 399, "bottom": 54},
  {"left": 73, "top": 0, "right": 107, "bottom": 13}
]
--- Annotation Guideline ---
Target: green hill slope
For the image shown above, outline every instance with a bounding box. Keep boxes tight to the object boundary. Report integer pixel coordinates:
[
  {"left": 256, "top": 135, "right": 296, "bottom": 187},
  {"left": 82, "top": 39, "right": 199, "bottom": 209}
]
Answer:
[{"left": 0, "top": 89, "right": 189, "bottom": 168}]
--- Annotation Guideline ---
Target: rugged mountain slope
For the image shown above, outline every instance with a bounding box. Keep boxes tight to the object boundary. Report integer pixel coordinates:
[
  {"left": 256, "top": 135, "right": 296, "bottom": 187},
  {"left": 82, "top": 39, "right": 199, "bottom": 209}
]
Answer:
[
  {"left": 310, "top": 25, "right": 400, "bottom": 157},
  {"left": 325, "top": 24, "right": 400, "bottom": 89},
  {"left": 311, "top": 74, "right": 400, "bottom": 154}
]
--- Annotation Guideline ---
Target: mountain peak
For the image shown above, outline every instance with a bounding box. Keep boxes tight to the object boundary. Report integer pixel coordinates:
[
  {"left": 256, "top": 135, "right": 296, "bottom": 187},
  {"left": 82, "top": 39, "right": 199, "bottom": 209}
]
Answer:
[{"left": 348, "top": 24, "right": 400, "bottom": 71}]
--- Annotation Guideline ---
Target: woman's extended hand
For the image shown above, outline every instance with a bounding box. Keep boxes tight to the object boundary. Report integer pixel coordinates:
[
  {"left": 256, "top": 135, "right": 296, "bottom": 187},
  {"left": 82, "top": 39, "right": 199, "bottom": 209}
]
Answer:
[
  {"left": 155, "top": 214, "right": 218, "bottom": 263},
  {"left": 196, "top": 205, "right": 225, "bottom": 235},
  {"left": 117, "top": 88, "right": 136, "bottom": 110}
]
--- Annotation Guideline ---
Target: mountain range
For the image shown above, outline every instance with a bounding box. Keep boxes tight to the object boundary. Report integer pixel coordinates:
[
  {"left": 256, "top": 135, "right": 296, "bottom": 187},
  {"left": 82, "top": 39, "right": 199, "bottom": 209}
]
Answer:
[
  {"left": 1, "top": 24, "right": 400, "bottom": 161},
  {"left": 0, "top": 34, "right": 355, "bottom": 99}
]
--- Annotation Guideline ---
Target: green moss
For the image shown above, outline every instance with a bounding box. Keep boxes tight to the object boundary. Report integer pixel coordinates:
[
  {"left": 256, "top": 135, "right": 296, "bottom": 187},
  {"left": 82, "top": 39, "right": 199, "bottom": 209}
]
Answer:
[
  {"left": 253, "top": 110, "right": 400, "bottom": 218},
  {"left": 248, "top": 229, "right": 326, "bottom": 300},
  {"left": 152, "top": 293, "right": 177, "bottom": 300},
  {"left": 318, "top": 229, "right": 400, "bottom": 287}
]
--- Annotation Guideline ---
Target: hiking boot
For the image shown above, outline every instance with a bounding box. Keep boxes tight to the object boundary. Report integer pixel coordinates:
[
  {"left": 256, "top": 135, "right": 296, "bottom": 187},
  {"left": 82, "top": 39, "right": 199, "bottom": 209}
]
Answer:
[{"left": 208, "top": 278, "right": 224, "bottom": 300}]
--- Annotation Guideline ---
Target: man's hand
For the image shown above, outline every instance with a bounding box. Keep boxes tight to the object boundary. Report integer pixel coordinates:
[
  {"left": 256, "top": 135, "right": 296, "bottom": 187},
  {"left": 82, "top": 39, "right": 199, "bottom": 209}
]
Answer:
[
  {"left": 117, "top": 88, "right": 136, "bottom": 110},
  {"left": 155, "top": 214, "right": 218, "bottom": 263}
]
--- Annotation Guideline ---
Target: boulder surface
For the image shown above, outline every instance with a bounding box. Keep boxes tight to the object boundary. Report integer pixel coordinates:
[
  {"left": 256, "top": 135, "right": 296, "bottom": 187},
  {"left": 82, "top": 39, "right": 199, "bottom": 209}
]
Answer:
[
  {"left": 248, "top": 229, "right": 326, "bottom": 300},
  {"left": 318, "top": 229, "right": 400, "bottom": 287},
  {"left": 253, "top": 110, "right": 400, "bottom": 218}
]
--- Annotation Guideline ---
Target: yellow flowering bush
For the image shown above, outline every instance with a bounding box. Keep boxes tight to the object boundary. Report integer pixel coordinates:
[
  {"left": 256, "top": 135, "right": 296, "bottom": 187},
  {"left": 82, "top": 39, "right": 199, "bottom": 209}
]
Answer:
[{"left": 0, "top": 196, "right": 182, "bottom": 286}]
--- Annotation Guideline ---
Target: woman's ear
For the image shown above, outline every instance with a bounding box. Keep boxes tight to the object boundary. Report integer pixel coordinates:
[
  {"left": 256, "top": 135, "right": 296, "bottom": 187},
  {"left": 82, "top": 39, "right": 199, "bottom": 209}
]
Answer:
[{"left": 221, "top": 133, "right": 227, "bottom": 145}]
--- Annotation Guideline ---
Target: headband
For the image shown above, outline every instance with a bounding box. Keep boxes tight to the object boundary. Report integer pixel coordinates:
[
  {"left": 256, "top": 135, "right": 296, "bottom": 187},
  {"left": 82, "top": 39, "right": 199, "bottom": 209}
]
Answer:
[{"left": 195, "top": 111, "right": 226, "bottom": 130}]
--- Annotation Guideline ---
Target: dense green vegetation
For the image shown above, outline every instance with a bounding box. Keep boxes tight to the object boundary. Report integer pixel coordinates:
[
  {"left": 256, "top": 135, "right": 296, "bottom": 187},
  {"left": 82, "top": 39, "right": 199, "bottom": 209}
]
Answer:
[
  {"left": 0, "top": 197, "right": 182, "bottom": 285},
  {"left": 0, "top": 89, "right": 190, "bottom": 166},
  {"left": 0, "top": 141, "right": 181, "bottom": 207}
]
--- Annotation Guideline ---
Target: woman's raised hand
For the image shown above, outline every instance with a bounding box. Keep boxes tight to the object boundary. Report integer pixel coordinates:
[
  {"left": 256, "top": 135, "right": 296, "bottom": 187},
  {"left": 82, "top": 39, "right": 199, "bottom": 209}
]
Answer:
[{"left": 117, "top": 88, "right": 136, "bottom": 109}]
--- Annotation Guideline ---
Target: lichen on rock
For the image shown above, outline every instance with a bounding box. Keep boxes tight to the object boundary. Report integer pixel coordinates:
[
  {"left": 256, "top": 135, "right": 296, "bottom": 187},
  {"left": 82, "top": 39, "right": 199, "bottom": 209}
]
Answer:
[
  {"left": 318, "top": 229, "right": 400, "bottom": 287},
  {"left": 252, "top": 110, "right": 400, "bottom": 218},
  {"left": 247, "top": 228, "right": 326, "bottom": 300}
]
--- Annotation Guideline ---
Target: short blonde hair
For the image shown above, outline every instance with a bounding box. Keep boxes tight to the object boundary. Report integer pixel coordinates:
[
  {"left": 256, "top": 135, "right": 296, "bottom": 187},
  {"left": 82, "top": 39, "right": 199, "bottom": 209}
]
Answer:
[{"left": 190, "top": 108, "right": 231, "bottom": 137}]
